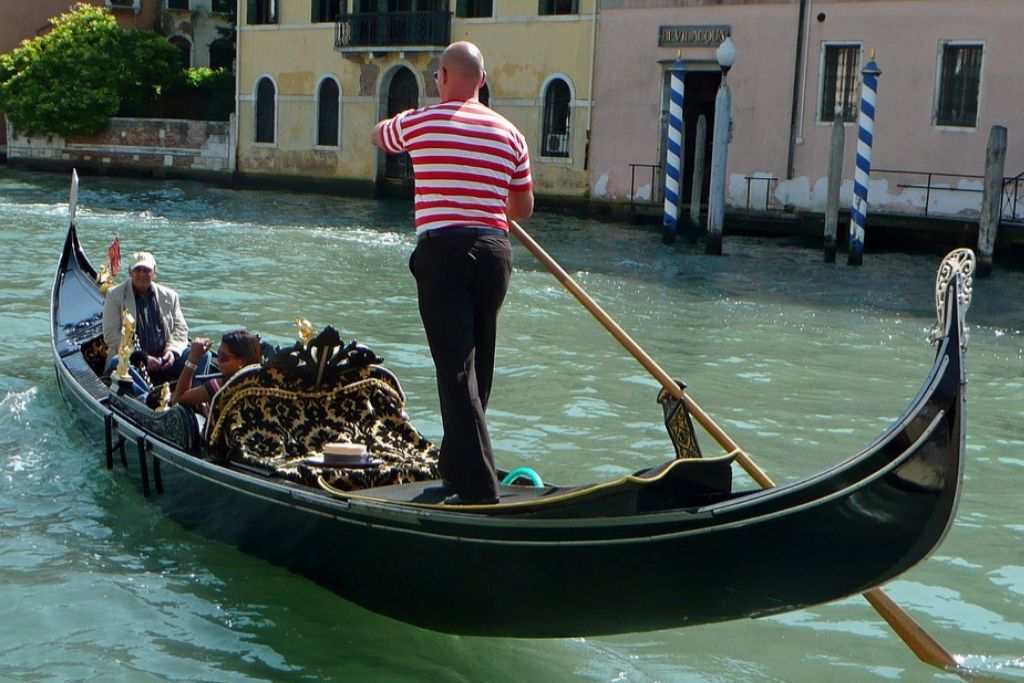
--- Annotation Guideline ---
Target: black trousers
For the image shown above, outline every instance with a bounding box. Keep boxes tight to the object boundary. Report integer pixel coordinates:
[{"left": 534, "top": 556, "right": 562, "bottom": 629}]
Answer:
[{"left": 410, "top": 231, "right": 513, "bottom": 500}]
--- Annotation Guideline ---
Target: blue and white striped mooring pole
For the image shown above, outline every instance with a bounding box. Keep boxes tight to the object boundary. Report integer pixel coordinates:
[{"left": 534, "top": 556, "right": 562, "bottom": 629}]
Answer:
[
  {"left": 848, "top": 55, "right": 881, "bottom": 266},
  {"left": 662, "top": 57, "right": 686, "bottom": 244}
]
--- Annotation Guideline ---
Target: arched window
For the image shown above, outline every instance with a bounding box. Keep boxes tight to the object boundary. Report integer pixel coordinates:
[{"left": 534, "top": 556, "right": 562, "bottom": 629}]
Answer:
[
  {"left": 255, "top": 77, "right": 276, "bottom": 143},
  {"left": 169, "top": 36, "right": 191, "bottom": 69},
  {"left": 317, "top": 78, "right": 340, "bottom": 147},
  {"left": 209, "top": 38, "right": 234, "bottom": 71},
  {"left": 541, "top": 78, "right": 571, "bottom": 157}
]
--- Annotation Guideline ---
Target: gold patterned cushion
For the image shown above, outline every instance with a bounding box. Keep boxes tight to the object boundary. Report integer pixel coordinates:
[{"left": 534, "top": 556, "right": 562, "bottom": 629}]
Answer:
[{"left": 205, "top": 364, "right": 439, "bottom": 491}]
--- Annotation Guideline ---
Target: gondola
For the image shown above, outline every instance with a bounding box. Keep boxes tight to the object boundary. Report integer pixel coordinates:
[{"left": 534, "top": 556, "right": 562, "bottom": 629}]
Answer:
[{"left": 52, "top": 207, "right": 972, "bottom": 638}]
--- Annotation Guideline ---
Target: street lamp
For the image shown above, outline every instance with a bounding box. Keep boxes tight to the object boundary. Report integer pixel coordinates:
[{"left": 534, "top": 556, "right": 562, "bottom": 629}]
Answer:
[
  {"left": 716, "top": 37, "right": 737, "bottom": 76},
  {"left": 706, "top": 36, "right": 738, "bottom": 255}
]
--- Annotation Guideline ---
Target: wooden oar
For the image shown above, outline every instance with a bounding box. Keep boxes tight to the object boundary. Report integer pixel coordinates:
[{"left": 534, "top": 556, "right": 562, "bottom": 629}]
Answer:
[{"left": 508, "top": 220, "right": 961, "bottom": 672}]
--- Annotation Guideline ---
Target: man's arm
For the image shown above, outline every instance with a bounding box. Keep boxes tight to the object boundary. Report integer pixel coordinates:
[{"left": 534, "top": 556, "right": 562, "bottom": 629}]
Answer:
[
  {"left": 373, "top": 109, "right": 416, "bottom": 150},
  {"left": 507, "top": 188, "right": 534, "bottom": 222},
  {"left": 371, "top": 120, "right": 388, "bottom": 149},
  {"left": 164, "top": 290, "right": 189, "bottom": 354}
]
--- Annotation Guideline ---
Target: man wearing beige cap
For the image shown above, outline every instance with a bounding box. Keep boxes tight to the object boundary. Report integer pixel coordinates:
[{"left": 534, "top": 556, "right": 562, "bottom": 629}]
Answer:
[{"left": 102, "top": 250, "right": 190, "bottom": 385}]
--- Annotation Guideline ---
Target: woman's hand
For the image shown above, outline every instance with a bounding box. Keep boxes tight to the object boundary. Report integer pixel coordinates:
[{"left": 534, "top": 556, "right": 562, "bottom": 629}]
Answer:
[{"left": 189, "top": 337, "right": 211, "bottom": 362}]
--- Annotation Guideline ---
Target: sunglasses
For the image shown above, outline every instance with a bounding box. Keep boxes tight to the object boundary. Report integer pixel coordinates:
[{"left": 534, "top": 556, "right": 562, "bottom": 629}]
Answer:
[{"left": 216, "top": 351, "right": 235, "bottom": 362}]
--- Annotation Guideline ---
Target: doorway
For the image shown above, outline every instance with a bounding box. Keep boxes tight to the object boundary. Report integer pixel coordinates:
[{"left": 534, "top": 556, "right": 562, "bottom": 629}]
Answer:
[
  {"left": 383, "top": 67, "right": 419, "bottom": 180},
  {"left": 660, "top": 68, "right": 721, "bottom": 212}
]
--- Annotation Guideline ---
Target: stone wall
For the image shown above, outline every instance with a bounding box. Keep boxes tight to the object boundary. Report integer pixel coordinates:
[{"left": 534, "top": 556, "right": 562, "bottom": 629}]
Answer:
[{"left": 5, "top": 117, "right": 235, "bottom": 179}]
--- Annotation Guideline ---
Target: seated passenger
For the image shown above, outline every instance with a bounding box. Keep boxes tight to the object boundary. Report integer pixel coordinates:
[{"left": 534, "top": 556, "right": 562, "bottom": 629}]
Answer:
[
  {"left": 102, "top": 250, "right": 190, "bottom": 386},
  {"left": 173, "top": 330, "right": 263, "bottom": 409}
]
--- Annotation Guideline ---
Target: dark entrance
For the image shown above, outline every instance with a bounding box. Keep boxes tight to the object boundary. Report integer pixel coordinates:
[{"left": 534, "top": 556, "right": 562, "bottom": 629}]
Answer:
[
  {"left": 683, "top": 71, "right": 721, "bottom": 211},
  {"left": 661, "top": 69, "right": 721, "bottom": 215},
  {"left": 384, "top": 68, "right": 419, "bottom": 180}
]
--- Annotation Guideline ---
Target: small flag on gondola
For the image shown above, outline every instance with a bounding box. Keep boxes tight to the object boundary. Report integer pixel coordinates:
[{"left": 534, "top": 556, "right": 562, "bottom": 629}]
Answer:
[{"left": 108, "top": 237, "right": 121, "bottom": 275}]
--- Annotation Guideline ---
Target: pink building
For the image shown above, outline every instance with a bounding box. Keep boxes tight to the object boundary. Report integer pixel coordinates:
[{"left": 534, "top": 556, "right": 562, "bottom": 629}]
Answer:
[{"left": 590, "top": 0, "right": 1024, "bottom": 222}]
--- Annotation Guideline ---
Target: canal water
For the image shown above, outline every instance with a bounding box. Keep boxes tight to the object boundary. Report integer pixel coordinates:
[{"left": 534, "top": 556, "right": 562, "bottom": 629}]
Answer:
[{"left": 1, "top": 169, "right": 1022, "bottom": 682}]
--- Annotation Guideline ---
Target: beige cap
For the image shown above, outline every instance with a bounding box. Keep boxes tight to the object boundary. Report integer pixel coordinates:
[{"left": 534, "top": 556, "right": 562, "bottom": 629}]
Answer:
[{"left": 130, "top": 251, "right": 157, "bottom": 271}]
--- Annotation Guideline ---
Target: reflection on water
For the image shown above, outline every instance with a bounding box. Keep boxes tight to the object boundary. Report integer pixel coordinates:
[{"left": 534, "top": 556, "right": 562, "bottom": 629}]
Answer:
[{"left": 1, "top": 169, "right": 1022, "bottom": 681}]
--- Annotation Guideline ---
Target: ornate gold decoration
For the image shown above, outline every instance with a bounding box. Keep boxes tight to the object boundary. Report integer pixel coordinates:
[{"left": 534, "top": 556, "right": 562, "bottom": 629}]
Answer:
[
  {"left": 155, "top": 383, "right": 171, "bottom": 412},
  {"left": 295, "top": 318, "right": 316, "bottom": 345},
  {"left": 931, "top": 248, "right": 974, "bottom": 348},
  {"left": 113, "top": 310, "right": 136, "bottom": 380},
  {"left": 95, "top": 264, "right": 115, "bottom": 294},
  {"left": 656, "top": 384, "right": 703, "bottom": 459},
  {"left": 205, "top": 377, "right": 402, "bottom": 451}
]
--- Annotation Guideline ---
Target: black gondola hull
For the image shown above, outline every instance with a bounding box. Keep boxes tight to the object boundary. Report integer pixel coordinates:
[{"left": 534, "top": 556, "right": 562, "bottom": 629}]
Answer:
[{"left": 51, "top": 222, "right": 967, "bottom": 637}]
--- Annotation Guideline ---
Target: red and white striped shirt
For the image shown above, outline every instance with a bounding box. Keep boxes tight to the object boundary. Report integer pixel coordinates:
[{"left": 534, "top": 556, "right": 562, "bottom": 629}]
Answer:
[{"left": 378, "top": 100, "right": 532, "bottom": 235}]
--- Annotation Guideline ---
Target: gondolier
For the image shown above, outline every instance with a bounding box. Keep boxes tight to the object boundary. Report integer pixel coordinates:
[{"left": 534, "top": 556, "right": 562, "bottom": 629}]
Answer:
[
  {"left": 102, "top": 250, "right": 189, "bottom": 386},
  {"left": 371, "top": 41, "right": 534, "bottom": 505}
]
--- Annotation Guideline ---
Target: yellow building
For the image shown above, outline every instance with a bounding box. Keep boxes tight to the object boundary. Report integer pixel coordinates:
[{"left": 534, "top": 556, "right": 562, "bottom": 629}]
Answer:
[{"left": 235, "top": 0, "right": 596, "bottom": 198}]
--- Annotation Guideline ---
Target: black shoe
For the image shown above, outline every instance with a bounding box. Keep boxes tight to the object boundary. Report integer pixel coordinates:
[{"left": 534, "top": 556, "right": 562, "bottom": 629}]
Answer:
[{"left": 443, "top": 493, "right": 499, "bottom": 506}]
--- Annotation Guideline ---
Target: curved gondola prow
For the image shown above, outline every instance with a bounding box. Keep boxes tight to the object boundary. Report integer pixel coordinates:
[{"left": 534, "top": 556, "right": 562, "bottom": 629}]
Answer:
[
  {"left": 51, "top": 222, "right": 103, "bottom": 349},
  {"left": 916, "top": 248, "right": 972, "bottom": 554}
]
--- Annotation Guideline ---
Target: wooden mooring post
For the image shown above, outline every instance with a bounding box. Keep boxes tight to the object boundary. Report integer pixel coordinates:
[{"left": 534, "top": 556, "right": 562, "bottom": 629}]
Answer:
[
  {"left": 978, "top": 124, "right": 1007, "bottom": 278},
  {"left": 824, "top": 112, "right": 845, "bottom": 263},
  {"left": 688, "top": 114, "right": 707, "bottom": 244},
  {"left": 706, "top": 80, "right": 732, "bottom": 255}
]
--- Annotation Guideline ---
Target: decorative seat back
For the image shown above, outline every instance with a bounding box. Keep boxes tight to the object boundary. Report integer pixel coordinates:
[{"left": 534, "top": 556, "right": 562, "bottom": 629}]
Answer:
[{"left": 204, "top": 326, "right": 439, "bottom": 491}]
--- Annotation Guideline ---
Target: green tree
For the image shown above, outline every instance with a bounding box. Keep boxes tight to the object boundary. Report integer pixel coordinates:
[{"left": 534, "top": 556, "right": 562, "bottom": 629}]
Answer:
[{"left": 0, "top": 3, "right": 182, "bottom": 137}]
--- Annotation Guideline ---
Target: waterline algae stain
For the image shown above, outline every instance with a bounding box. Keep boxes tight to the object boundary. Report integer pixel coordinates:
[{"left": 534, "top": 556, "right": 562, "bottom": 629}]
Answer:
[{"left": 2, "top": 170, "right": 1023, "bottom": 680}]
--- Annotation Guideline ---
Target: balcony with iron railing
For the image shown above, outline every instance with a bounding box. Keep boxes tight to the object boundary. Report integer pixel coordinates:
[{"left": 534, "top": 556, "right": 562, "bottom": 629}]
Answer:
[{"left": 334, "top": 12, "right": 451, "bottom": 51}]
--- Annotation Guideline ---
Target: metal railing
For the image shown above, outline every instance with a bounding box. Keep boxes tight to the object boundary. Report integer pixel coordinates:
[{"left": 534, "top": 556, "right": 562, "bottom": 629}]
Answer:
[
  {"left": 335, "top": 11, "right": 451, "bottom": 49},
  {"left": 1004, "top": 171, "right": 1024, "bottom": 223},
  {"left": 871, "top": 168, "right": 983, "bottom": 218},
  {"left": 871, "top": 167, "right": 1024, "bottom": 223},
  {"left": 628, "top": 163, "right": 661, "bottom": 220},
  {"left": 743, "top": 176, "right": 777, "bottom": 213}
]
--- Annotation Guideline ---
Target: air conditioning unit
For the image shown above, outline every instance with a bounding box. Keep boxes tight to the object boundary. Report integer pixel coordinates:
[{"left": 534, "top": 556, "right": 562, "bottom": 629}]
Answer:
[{"left": 546, "top": 133, "right": 568, "bottom": 155}]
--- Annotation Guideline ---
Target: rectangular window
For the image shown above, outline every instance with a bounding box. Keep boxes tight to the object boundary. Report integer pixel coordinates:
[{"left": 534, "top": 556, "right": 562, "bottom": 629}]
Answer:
[
  {"left": 935, "top": 43, "right": 982, "bottom": 127},
  {"left": 311, "top": 0, "right": 342, "bottom": 22},
  {"left": 538, "top": 0, "right": 577, "bottom": 16},
  {"left": 247, "top": 0, "right": 278, "bottom": 24},
  {"left": 212, "top": 0, "right": 235, "bottom": 12},
  {"left": 819, "top": 43, "right": 860, "bottom": 123},
  {"left": 167, "top": 0, "right": 189, "bottom": 8},
  {"left": 456, "top": 0, "right": 492, "bottom": 18}
]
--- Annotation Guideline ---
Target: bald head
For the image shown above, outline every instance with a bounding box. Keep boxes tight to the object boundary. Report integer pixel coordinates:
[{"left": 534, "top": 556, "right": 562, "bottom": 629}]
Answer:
[{"left": 437, "top": 41, "right": 486, "bottom": 101}]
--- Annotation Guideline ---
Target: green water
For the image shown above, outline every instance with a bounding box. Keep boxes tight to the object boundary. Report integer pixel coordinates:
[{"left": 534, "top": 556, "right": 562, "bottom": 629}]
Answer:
[{"left": 1, "top": 169, "right": 1022, "bottom": 681}]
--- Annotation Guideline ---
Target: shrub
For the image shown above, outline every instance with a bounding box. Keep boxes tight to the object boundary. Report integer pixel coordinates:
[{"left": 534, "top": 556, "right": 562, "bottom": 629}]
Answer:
[
  {"left": 184, "top": 66, "right": 233, "bottom": 92},
  {"left": 152, "top": 67, "right": 234, "bottom": 121}
]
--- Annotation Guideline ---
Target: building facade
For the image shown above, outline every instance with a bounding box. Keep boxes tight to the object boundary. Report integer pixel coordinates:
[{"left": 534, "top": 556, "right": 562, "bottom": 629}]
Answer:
[
  {"left": 591, "top": 0, "right": 1024, "bottom": 221},
  {"left": 160, "top": 0, "right": 237, "bottom": 70},
  {"left": 235, "top": 0, "right": 596, "bottom": 198}
]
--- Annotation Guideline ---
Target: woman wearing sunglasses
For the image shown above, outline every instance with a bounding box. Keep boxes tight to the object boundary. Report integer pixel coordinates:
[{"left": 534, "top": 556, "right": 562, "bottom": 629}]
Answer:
[{"left": 172, "top": 329, "right": 263, "bottom": 409}]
